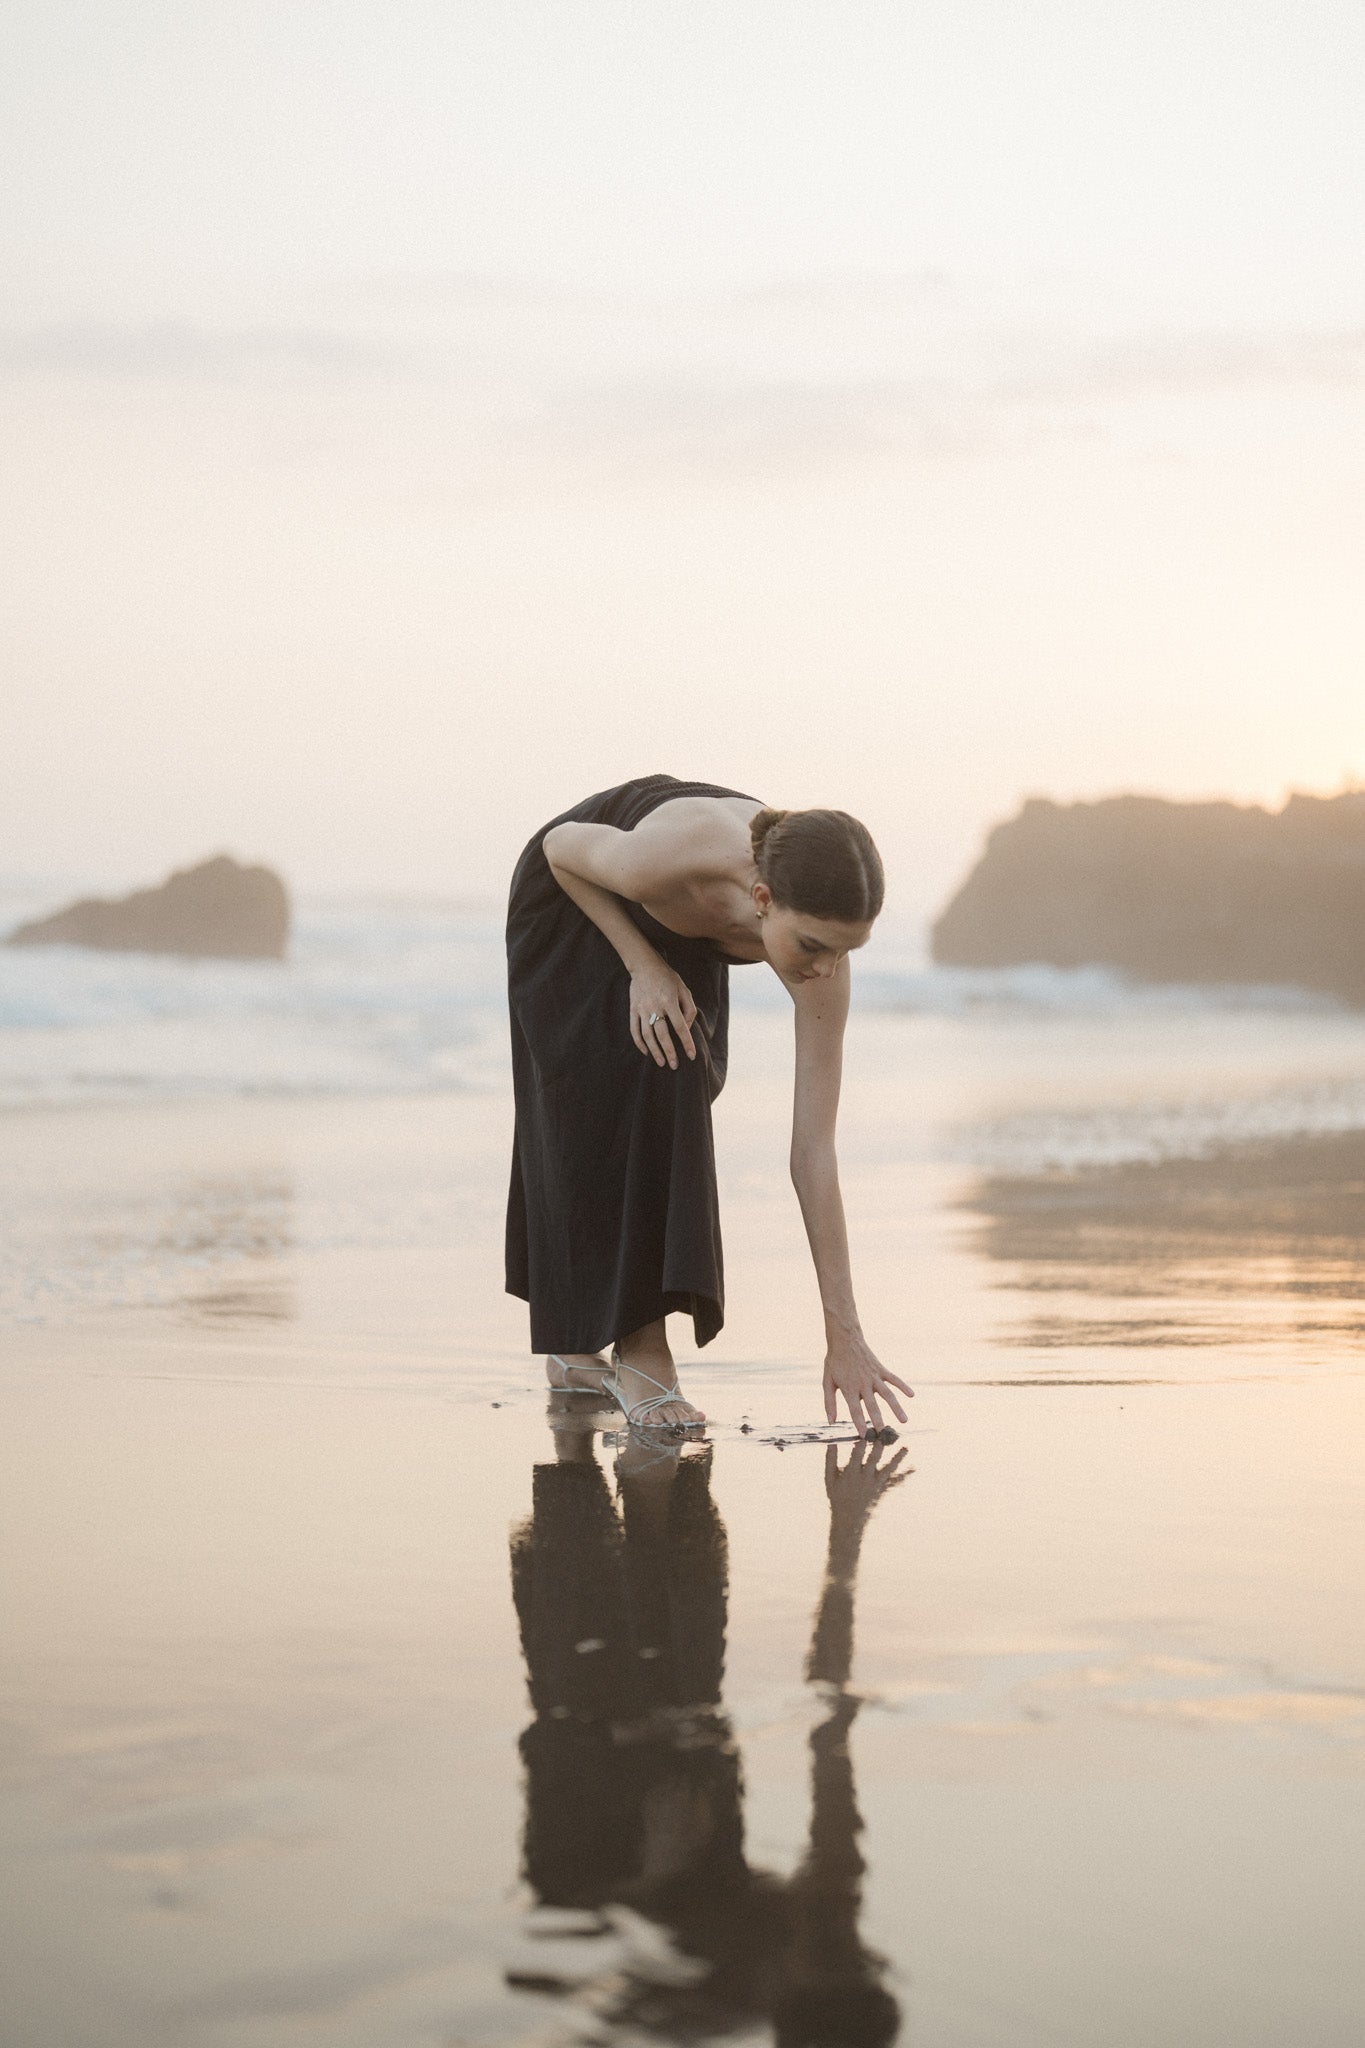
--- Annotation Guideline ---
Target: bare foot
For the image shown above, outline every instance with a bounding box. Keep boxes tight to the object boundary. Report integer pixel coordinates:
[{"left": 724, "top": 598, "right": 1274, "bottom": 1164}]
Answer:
[
  {"left": 610, "top": 1335, "right": 706, "bottom": 1431},
  {"left": 544, "top": 1352, "right": 609, "bottom": 1394}
]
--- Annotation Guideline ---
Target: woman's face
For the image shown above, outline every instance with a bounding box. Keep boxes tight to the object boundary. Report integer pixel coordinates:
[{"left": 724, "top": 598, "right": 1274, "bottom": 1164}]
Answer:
[{"left": 755, "top": 886, "right": 874, "bottom": 983}]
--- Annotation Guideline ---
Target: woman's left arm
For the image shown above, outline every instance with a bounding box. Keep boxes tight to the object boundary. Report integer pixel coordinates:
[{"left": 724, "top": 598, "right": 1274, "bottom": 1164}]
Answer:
[{"left": 791, "top": 960, "right": 914, "bottom": 1434}]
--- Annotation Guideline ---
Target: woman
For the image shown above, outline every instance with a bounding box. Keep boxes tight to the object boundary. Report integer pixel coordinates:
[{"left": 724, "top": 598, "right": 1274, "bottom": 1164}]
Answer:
[{"left": 505, "top": 773, "right": 912, "bottom": 1435}]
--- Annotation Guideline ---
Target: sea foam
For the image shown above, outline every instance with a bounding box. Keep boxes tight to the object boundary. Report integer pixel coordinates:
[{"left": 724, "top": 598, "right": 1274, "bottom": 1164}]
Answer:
[{"left": 0, "top": 892, "right": 1359, "bottom": 1128}]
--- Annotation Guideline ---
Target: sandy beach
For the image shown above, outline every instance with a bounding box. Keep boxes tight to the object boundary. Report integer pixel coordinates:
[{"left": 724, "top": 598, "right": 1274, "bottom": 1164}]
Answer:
[
  {"left": 3, "top": 971, "right": 1364, "bottom": 2048},
  {"left": 6, "top": 1, "right": 1363, "bottom": 2037}
]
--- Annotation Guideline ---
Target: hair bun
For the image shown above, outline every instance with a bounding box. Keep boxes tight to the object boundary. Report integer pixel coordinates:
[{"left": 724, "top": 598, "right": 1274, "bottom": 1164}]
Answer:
[
  {"left": 749, "top": 807, "right": 791, "bottom": 860},
  {"left": 748, "top": 804, "right": 885, "bottom": 922}
]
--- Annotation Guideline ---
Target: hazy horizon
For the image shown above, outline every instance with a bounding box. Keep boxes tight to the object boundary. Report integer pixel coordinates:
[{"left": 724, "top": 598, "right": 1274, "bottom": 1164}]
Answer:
[
  {"left": 3, "top": 2, "right": 1362, "bottom": 917},
  {"left": 6, "top": 777, "right": 1365, "bottom": 933}
]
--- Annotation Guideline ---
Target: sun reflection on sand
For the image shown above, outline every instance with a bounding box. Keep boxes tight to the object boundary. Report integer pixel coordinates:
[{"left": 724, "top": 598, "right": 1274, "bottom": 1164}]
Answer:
[{"left": 961, "top": 1128, "right": 1365, "bottom": 1353}]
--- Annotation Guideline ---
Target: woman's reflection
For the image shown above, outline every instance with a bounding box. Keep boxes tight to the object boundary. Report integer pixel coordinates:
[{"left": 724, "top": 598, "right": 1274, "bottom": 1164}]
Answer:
[{"left": 507, "top": 1405, "right": 907, "bottom": 2044}]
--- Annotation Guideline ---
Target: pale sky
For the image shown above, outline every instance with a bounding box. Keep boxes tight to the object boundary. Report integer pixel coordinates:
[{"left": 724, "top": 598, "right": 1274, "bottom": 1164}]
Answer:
[{"left": 2, "top": 1, "right": 1362, "bottom": 915}]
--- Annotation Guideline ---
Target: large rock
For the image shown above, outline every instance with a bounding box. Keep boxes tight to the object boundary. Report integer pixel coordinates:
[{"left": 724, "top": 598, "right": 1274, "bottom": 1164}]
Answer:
[
  {"left": 931, "top": 791, "right": 1365, "bottom": 1003},
  {"left": 6, "top": 855, "right": 290, "bottom": 961}
]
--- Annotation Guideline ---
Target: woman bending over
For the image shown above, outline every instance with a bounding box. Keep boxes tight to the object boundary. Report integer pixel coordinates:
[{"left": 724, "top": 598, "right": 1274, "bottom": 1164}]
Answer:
[{"left": 505, "top": 774, "right": 912, "bottom": 1435}]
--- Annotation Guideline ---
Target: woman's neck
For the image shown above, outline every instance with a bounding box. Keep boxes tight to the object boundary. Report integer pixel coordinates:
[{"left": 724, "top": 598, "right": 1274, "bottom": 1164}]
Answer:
[{"left": 639, "top": 867, "right": 764, "bottom": 955}]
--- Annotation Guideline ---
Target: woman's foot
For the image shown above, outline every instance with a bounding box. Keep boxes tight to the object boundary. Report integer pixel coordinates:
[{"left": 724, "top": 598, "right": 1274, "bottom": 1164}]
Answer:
[
  {"left": 611, "top": 1325, "right": 705, "bottom": 1431},
  {"left": 545, "top": 1352, "right": 610, "bottom": 1394}
]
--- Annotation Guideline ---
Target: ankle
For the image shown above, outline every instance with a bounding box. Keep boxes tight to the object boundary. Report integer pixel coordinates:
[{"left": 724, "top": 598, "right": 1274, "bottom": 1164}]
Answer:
[{"left": 615, "top": 1342, "right": 674, "bottom": 1374}]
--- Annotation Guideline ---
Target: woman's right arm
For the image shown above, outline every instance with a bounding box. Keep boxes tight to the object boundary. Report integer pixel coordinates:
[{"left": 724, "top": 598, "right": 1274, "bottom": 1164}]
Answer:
[{"left": 542, "top": 822, "right": 698, "bottom": 1069}]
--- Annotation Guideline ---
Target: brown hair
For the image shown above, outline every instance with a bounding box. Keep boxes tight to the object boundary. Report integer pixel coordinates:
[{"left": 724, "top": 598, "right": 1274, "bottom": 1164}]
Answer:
[{"left": 749, "top": 806, "right": 885, "bottom": 922}]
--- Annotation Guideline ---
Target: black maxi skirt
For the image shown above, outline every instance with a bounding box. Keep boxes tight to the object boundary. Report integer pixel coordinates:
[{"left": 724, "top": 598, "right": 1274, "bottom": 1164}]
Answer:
[{"left": 505, "top": 773, "right": 755, "bottom": 1355}]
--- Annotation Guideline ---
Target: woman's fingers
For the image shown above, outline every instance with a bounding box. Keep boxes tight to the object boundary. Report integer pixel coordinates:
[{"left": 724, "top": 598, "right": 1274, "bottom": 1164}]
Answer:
[
  {"left": 826, "top": 1360, "right": 912, "bottom": 1437},
  {"left": 635, "top": 1010, "right": 668, "bottom": 1064},
  {"left": 627, "top": 974, "right": 698, "bottom": 1065},
  {"left": 652, "top": 1014, "right": 677, "bottom": 1069},
  {"left": 829, "top": 1370, "right": 870, "bottom": 1435},
  {"left": 875, "top": 1378, "right": 909, "bottom": 1423},
  {"left": 849, "top": 1376, "right": 908, "bottom": 1434},
  {"left": 671, "top": 1000, "right": 696, "bottom": 1061}
]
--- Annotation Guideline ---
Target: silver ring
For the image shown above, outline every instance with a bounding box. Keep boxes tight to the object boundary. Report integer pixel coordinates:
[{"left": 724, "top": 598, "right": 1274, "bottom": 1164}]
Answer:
[{"left": 648, "top": 1012, "right": 661, "bottom": 1026}]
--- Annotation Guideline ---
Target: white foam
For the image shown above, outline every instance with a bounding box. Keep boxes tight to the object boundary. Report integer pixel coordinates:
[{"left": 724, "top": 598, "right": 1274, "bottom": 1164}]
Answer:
[
  {"left": 1, "top": 892, "right": 1360, "bottom": 1134},
  {"left": 0, "top": 897, "right": 506, "bottom": 1109}
]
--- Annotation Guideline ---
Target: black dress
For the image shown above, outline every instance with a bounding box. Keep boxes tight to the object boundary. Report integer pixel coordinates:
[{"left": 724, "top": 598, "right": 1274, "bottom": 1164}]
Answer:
[{"left": 505, "top": 773, "right": 756, "bottom": 1355}]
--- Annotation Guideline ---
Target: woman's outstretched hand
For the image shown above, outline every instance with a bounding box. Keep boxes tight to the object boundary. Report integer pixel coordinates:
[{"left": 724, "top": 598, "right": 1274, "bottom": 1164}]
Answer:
[
  {"left": 629, "top": 960, "right": 698, "bottom": 1069},
  {"left": 823, "top": 1328, "right": 914, "bottom": 1436}
]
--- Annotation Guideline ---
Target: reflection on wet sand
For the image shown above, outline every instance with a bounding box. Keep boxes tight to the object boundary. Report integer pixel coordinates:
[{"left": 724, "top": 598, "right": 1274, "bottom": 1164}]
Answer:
[
  {"left": 158, "top": 1173, "right": 295, "bottom": 1324},
  {"left": 2, "top": 1162, "right": 296, "bottom": 1325},
  {"left": 508, "top": 1410, "right": 906, "bottom": 2045},
  {"left": 962, "top": 1130, "right": 1365, "bottom": 1350}
]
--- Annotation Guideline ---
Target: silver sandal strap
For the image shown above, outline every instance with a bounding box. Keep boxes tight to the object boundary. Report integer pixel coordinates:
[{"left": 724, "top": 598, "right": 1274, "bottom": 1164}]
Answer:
[{"left": 607, "top": 1351, "right": 685, "bottom": 1425}]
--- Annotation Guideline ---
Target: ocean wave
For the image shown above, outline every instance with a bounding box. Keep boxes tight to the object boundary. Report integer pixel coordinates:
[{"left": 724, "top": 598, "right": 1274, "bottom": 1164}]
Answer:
[
  {"left": 0, "top": 900, "right": 508, "bottom": 1108},
  {"left": 854, "top": 959, "right": 1346, "bottom": 1019},
  {"left": 0, "top": 893, "right": 1359, "bottom": 1111}
]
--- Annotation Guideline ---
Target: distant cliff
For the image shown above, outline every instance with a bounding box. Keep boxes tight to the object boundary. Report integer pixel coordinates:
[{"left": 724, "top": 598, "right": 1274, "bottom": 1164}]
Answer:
[
  {"left": 931, "top": 791, "right": 1365, "bottom": 1004},
  {"left": 6, "top": 855, "right": 290, "bottom": 961}
]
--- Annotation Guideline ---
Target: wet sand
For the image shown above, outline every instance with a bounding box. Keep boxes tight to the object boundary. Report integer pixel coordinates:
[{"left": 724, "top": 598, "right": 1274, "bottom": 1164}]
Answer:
[{"left": 2, "top": 1012, "right": 1364, "bottom": 2046}]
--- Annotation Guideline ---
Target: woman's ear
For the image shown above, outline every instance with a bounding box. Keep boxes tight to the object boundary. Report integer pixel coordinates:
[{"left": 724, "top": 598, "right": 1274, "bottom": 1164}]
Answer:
[{"left": 752, "top": 881, "right": 773, "bottom": 917}]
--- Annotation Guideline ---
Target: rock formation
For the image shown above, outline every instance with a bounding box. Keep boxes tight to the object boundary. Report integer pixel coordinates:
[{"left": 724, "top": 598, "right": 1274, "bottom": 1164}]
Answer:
[
  {"left": 931, "top": 791, "right": 1365, "bottom": 1004},
  {"left": 6, "top": 855, "right": 290, "bottom": 961}
]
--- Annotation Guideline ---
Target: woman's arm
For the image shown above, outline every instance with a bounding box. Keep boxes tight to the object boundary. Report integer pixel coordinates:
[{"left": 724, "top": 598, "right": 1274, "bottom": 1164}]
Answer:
[
  {"left": 542, "top": 819, "right": 698, "bottom": 1068},
  {"left": 791, "top": 960, "right": 914, "bottom": 1432}
]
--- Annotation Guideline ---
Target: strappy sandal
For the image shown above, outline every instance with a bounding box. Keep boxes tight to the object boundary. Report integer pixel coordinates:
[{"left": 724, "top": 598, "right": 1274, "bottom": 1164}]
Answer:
[
  {"left": 603, "top": 1347, "right": 698, "bottom": 1432},
  {"left": 546, "top": 1353, "right": 609, "bottom": 1394}
]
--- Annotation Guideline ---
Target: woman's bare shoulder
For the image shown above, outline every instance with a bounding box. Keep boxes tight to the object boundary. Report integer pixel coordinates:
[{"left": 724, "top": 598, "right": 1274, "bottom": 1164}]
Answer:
[{"left": 636, "top": 793, "right": 761, "bottom": 867}]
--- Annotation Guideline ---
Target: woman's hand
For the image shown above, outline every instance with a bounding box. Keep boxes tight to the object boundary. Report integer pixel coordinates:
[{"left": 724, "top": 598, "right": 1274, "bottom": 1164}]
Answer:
[
  {"left": 823, "top": 1327, "right": 914, "bottom": 1436},
  {"left": 629, "top": 959, "right": 698, "bottom": 1069}
]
